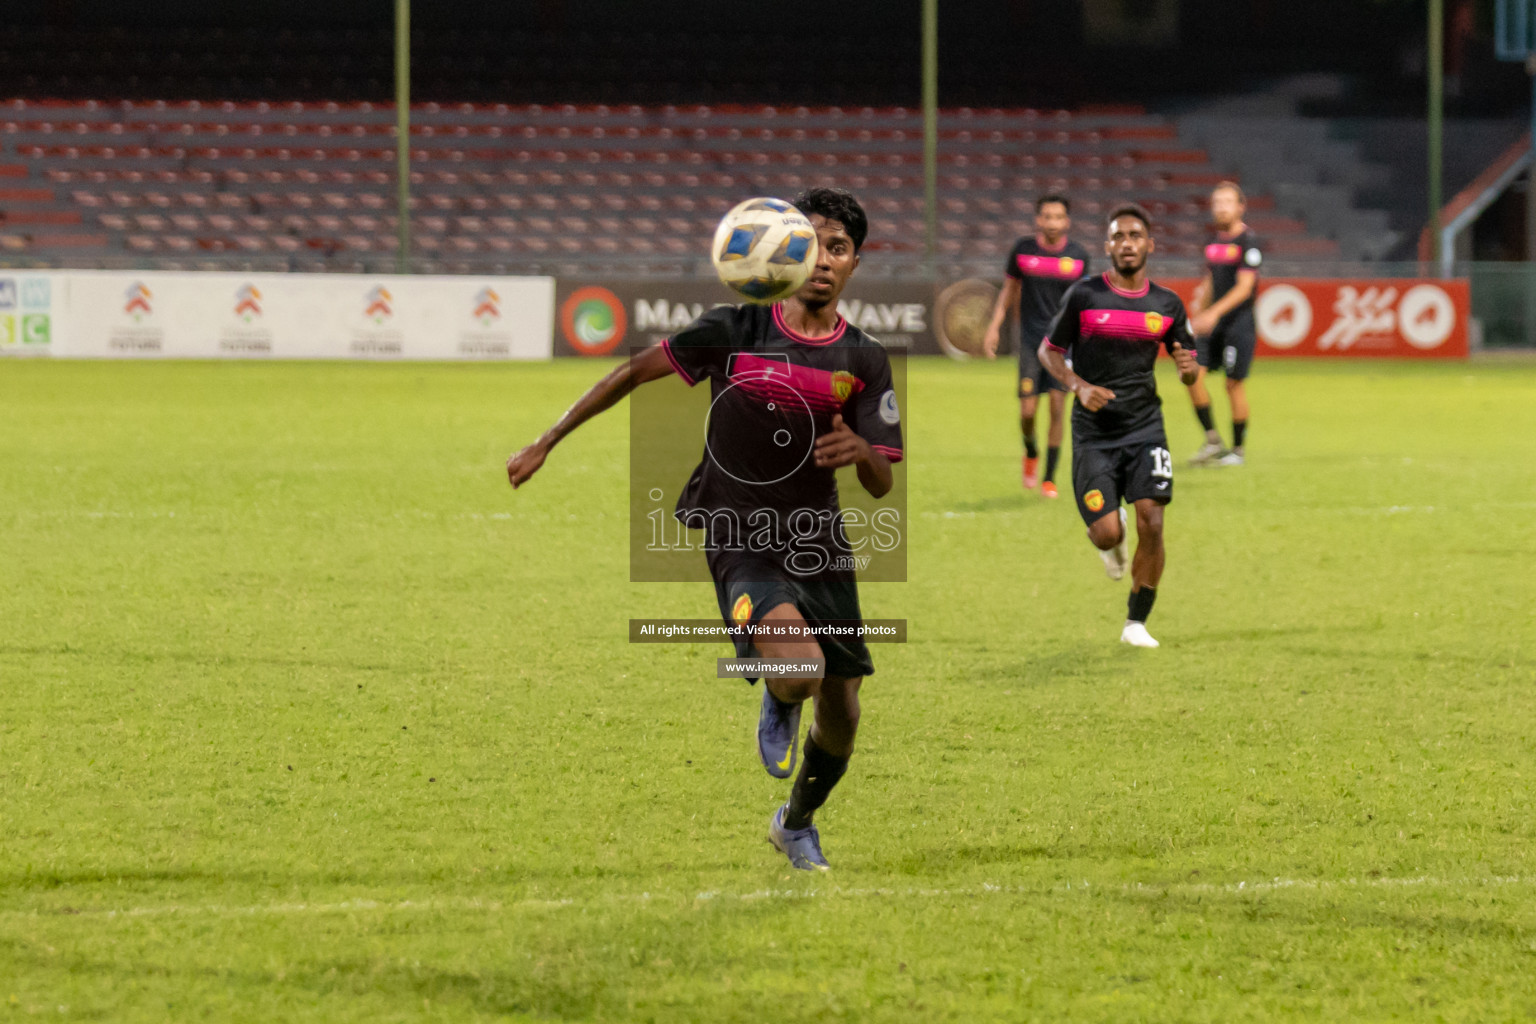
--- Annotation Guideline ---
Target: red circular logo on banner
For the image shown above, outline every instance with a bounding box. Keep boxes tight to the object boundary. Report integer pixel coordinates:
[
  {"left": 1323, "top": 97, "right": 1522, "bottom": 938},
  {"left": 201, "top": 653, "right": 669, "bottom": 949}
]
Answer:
[{"left": 560, "top": 286, "right": 628, "bottom": 356}]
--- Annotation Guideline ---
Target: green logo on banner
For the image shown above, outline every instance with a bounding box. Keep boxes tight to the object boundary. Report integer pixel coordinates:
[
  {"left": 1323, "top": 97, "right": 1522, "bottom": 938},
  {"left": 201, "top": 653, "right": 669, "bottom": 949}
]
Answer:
[
  {"left": 21, "top": 314, "right": 50, "bottom": 346},
  {"left": 0, "top": 315, "right": 14, "bottom": 347}
]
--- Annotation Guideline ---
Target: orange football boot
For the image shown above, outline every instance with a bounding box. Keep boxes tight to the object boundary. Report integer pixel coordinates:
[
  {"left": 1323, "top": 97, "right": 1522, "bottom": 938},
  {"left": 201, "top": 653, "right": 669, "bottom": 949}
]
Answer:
[
  {"left": 1022, "top": 455, "right": 1040, "bottom": 489},
  {"left": 1041, "top": 480, "right": 1059, "bottom": 499}
]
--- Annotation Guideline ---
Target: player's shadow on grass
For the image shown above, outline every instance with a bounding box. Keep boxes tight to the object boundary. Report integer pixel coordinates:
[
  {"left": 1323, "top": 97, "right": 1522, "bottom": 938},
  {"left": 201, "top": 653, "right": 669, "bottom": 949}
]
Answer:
[
  {"left": 0, "top": 904, "right": 794, "bottom": 1020},
  {"left": 0, "top": 642, "right": 401, "bottom": 674},
  {"left": 1103, "top": 885, "right": 1533, "bottom": 945},
  {"left": 0, "top": 866, "right": 288, "bottom": 892},
  {"left": 934, "top": 493, "right": 1042, "bottom": 514}
]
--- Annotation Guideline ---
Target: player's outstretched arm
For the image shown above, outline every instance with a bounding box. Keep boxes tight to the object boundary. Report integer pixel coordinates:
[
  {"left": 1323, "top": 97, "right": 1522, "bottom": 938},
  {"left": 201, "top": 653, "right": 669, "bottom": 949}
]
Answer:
[
  {"left": 1038, "top": 341, "right": 1115, "bottom": 412},
  {"left": 982, "top": 278, "right": 1022, "bottom": 359},
  {"left": 813, "top": 414, "right": 893, "bottom": 499},
  {"left": 506, "top": 343, "right": 675, "bottom": 489}
]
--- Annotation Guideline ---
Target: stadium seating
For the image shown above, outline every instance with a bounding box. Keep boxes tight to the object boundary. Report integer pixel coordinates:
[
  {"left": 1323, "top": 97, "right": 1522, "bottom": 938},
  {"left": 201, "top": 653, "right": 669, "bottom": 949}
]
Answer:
[{"left": 0, "top": 99, "right": 1339, "bottom": 272}]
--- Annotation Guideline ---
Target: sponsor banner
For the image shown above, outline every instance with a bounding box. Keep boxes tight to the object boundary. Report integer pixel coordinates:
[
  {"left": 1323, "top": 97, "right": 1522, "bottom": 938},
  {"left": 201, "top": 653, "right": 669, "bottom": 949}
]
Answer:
[
  {"left": 553, "top": 278, "right": 939, "bottom": 356},
  {"left": 0, "top": 272, "right": 59, "bottom": 357},
  {"left": 1163, "top": 278, "right": 1469, "bottom": 358},
  {"left": 51, "top": 271, "right": 554, "bottom": 360}
]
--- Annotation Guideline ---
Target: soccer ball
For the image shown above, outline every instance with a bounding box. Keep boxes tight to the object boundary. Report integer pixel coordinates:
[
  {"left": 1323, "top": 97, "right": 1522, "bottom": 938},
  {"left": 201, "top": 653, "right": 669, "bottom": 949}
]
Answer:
[{"left": 710, "top": 197, "right": 820, "bottom": 304}]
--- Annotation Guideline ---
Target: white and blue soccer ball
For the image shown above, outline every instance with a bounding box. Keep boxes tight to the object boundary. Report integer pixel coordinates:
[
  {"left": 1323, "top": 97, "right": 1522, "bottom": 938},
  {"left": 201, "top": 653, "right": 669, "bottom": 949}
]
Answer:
[{"left": 710, "top": 197, "right": 820, "bottom": 304}]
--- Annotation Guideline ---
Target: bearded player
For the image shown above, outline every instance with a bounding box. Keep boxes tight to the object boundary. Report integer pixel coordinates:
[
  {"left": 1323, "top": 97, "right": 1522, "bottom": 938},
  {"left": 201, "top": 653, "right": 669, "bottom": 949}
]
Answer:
[
  {"left": 505, "top": 188, "right": 902, "bottom": 871},
  {"left": 1186, "top": 181, "right": 1262, "bottom": 466},
  {"left": 1038, "top": 204, "right": 1200, "bottom": 648},
  {"left": 982, "top": 193, "right": 1090, "bottom": 496}
]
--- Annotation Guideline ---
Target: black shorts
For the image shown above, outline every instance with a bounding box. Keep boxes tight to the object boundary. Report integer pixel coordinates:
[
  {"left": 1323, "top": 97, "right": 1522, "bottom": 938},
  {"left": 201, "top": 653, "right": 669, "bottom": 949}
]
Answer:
[
  {"left": 1017, "top": 344, "right": 1067, "bottom": 399},
  {"left": 708, "top": 551, "right": 874, "bottom": 680},
  {"left": 1071, "top": 437, "right": 1174, "bottom": 526},
  {"left": 1196, "top": 308, "right": 1256, "bottom": 381}
]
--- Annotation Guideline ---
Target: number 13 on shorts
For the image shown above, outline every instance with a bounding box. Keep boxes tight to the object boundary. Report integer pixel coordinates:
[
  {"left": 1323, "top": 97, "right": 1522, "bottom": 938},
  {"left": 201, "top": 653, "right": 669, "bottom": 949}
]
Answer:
[{"left": 1150, "top": 447, "right": 1172, "bottom": 479}]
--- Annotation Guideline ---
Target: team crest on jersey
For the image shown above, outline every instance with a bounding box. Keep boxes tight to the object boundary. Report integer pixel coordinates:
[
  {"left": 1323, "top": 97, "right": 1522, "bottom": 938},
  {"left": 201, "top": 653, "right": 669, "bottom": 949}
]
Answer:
[
  {"left": 1084, "top": 489, "right": 1104, "bottom": 512},
  {"left": 1059, "top": 257, "right": 1077, "bottom": 276},
  {"left": 1144, "top": 312, "right": 1164, "bottom": 335},
  {"left": 732, "top": 593, "right": 754, "bottom": 626},
  {"left": 830, "top": 370, "right": 856, "bottom": 403}
]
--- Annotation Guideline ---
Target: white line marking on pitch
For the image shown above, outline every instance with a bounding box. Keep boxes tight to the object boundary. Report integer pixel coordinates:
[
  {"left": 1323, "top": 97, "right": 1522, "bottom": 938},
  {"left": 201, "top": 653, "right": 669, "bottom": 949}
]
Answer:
[{"left": 0, "top": 875, "right": 1529, "bottom": 923}]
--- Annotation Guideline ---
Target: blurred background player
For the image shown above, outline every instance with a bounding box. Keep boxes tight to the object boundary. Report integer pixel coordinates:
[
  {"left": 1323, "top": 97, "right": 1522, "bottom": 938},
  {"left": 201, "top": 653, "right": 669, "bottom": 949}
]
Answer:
[
  {"left": 1185, "top": 181, "right": 1262, "bottom": 467},
  {"left": 505, "top": 188, "right": 902, "bottom": 872},
  {"left": 1038, "top": 204, "right": 1200, "bottom": 648},
  {"left": 983, "top": 193, "right": 1091, "bottom": 497}
]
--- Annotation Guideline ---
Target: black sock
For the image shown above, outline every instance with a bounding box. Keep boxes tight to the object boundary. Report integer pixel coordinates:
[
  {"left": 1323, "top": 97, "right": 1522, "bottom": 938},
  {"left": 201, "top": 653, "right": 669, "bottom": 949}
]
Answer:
[
  {"left": 1127, "top": 586, "right": 1157, "bottom": 623},
  {"left": 1194, "top": 404, "right": 1216, "bottom": 433},
  {"left": 1232, "top": 419, "right": 1247, "bottom": 449},
  {"left": 1045, "top": 445, "right": 1060, "bottom": 482},
  {"left": 1024, "top": 435, "right": 1039, "bottom": 459},
  {"left": 783, "top": 734, "right": 849, "bottom": 831}
]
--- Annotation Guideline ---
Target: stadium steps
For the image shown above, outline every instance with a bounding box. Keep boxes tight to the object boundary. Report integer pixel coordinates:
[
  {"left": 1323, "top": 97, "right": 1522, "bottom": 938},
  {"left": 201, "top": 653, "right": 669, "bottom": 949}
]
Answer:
[
  {"left": 0, "top": 99, "right": 1333, "bottom": 268},
  {"left": 1169, "top": 77, "right": 1403, "bottom": 261}
]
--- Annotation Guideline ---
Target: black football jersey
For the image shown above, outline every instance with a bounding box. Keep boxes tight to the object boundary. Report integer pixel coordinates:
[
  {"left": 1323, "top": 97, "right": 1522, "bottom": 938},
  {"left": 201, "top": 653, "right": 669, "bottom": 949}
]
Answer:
[
  {"left": 1204, "top": 227, "right": 1262, "bottom": 322},
  {"left": 1043, "top": 273, "right": 1194, "bottom": 449},
  {"left": 1004, "top": 236, "right": 1092, "bottom": 346},
  {"left": 662, "top": 302, "right": 904, "bottom": 563}
]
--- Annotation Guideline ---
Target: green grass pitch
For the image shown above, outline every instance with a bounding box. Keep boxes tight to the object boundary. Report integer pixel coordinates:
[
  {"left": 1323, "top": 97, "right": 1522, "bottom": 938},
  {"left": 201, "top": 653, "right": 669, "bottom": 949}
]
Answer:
[{"left": 2, "top": 354, "right": 1534, "bottom": 1022}]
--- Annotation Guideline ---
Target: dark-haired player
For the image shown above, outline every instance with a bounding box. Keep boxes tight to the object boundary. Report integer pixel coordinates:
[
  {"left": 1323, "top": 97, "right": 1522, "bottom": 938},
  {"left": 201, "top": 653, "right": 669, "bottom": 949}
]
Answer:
[
  {"left": 983, "top": 193, "right": 1090, "bottom": 497},
  {"left": 1186, "top": 181, "right": 1261, "bottom": 466},
  {"left": 505, "top": 187, "right": 902, "bottom": 871},
  {"left": 1038, "top": 204, "right": 1200, "bottom": 648}
]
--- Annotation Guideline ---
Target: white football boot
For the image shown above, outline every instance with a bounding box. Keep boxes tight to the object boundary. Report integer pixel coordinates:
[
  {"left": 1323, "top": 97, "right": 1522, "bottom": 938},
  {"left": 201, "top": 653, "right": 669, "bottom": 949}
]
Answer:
[
  {"left": 1120, "top": 621, "right": 1160, "bottom": 647},
  {"left": 1189, "top": 441, "right": 1226, "bottom": 466}
]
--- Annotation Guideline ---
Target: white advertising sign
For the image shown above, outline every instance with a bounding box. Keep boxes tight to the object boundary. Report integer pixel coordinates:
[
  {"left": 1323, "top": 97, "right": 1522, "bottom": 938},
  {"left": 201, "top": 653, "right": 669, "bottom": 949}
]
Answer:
[
  {"left": 0, "top": 272, "right": 61, "bottom": 357},
  {"left": 44, "top": 270, "right": 554, "bottom": 360}
]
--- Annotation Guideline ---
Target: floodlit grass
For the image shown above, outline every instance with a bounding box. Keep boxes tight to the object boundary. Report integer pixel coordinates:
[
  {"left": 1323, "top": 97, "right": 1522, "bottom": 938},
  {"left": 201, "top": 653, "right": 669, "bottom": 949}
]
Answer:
[{"left": 1, "top": 355, "right": 1533, "bottom": 1022}]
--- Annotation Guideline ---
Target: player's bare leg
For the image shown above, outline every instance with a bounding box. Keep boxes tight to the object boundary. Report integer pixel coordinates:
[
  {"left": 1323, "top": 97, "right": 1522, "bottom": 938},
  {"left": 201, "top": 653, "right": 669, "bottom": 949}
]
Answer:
[
  {"left": 1086, "top": 506, "right": 1129, "bottom": 580},
  {"left": 1020, "top": 395, "right": 1041, "bottom": 488},
  {"left": 1218, "top": 378, "right": 1249, "bottom": 465},
  {"left": 754, "top": 605, "right": 858, "bottom": 871},
  {"left": 1187, "top": 366, "right": 1226, "bottom": 464},
  {"left": 769, "top": 672, "right": 859, "bottom": 870},
  {"left": 1042, "top": 391, "right": 1066, "bottom": 497},
  {"left": 1122, "top": 498, "right": 1166, "bottom": 647}
]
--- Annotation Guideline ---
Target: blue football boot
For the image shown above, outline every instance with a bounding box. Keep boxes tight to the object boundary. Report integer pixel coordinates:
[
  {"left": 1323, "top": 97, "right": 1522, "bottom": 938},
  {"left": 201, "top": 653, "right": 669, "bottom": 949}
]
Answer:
[
  {"left": 768, "top": 804, "right": 831, "bottom": 872},
  {"left": 757, "top": 684, "right": 802, "bottom": 779}
]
